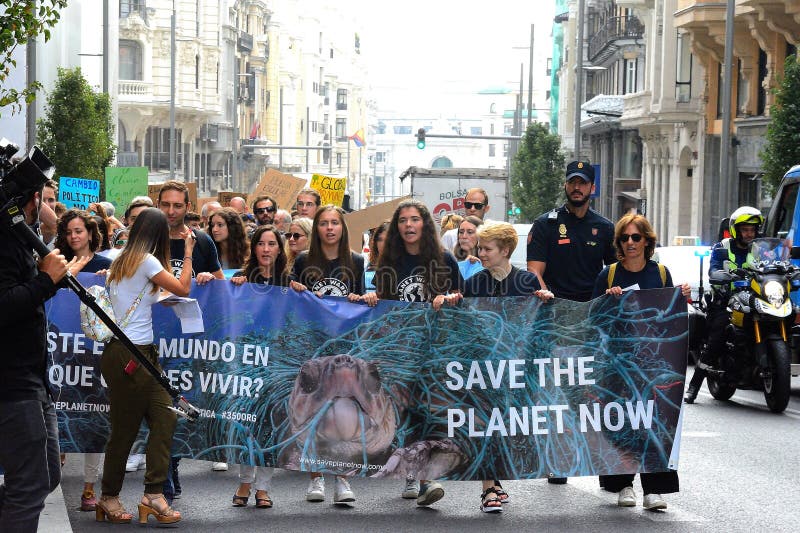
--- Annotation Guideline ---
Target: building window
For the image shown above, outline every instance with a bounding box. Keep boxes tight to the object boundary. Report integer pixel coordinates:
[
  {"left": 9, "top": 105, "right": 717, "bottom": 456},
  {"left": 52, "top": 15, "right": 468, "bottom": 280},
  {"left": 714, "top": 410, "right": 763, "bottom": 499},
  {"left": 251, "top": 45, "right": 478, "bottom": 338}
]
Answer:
[
  {"left": 490, "top": 123, "right": 495, "bottom": 135},
  {"left": 144, "top": 126, "right": 182, "bottom": 171},
  {"left": 546, "top": 57, "right": 552, "bottom": 76},
  {"left": 374, "top": 175, "right": 385, "bottom": 195},
  {"left": 470, "top": 126, "right": 482, "bottom": 135},
  {"left": 503, "top": 143, "right": 508, "bottom": 157},
  {"left": 675, "top": 31, "right": 692, "bottom": 103},
  {"left": 195, "top": 55, "right": 200, "bottom": 89},
  {"left": 393, "top": 125, "right": 412, "bottom": 135},
  {"left": 119, "top": 40, "right": 142, "bottom": 80},
  {"left": 335, "top": 118, "right": 347, "bottom": 140},
  {"left": 431, "top": 157, "right": 453, "bottom": 168},
  {"left": 376, "top": 152, "right": 385, "bottom": 163},
  {"left": 757, "top": 48, "right": 767, "bottom": 115},
  {"left": 336, "top": 153, "right": 342, "bottom": 167},
  {"left": 489, "top": 144, "right": 496, "bottom": 157},
  {"left": 336, "top": 88, "right": 347, "bottom": 110},
  {"left": 624, "top": 58, "right": 637, "bottom": 94},
  {"left": 736, "top": 58, "right": 747, "bottom": 116}
]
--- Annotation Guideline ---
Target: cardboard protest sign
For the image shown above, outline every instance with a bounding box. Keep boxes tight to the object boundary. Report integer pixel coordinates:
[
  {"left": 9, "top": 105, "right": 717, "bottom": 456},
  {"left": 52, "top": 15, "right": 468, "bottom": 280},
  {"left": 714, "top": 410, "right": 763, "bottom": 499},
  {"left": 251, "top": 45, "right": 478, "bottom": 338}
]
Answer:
[
  {"left": 104, "top": 167, "right": 148, "bottom": 213},
  {"left": 247, "top": 169, "right": 306, "bottom": 211},
  {"left": 148, "top": 182, "right": 198, "bottom": 210},
  {"left": 343, "top": 196, "right": 410, "bottom": 252},
  {"left": 218, "top": 191, "right": 248, "bottom": 208},
  {"left": 59, "top": 177, "right": 100, "bottom": 210},
  {"left": 310, "top": 173, "right": 346, "bottom": 207}
]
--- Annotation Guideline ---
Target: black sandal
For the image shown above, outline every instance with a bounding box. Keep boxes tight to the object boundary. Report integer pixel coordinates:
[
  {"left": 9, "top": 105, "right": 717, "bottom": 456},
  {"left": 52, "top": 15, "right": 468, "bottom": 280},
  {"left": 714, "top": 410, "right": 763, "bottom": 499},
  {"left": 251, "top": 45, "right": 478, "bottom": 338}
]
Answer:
[
  {"left": 494, "top": 481, "right": 509, "bottom": 503},
  {"left": 232, "top": 492, "right": 250, "bottom": 507},
  {"left": 255, "top": 491, "right": 273, "bottom": 509},
  {"left": 480, "top": 487, "right": 503, "bottom": 513}
]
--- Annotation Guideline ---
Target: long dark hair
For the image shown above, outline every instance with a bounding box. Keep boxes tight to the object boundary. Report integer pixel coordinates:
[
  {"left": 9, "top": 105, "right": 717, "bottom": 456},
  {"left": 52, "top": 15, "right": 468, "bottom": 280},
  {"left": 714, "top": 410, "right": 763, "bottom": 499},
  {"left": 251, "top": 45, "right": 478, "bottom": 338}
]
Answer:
[
  {"left": 376, "top": 199, "right": 447, "bottom": 299},
  {"left": 208, "top": 207, "right": 249, "bottom": 269},
  {"left": 368, "top": 221, "right": 390, "bottom": 266},
  {"left": 303, "top": 205, "right": 355, "bottom": 285},
  {"left": 242, "top": 226, "right": 289, "bottom": 284},
  {"left": 108, "top": 208, "right": 170, "bottom": 293},
  {"left": 55, "top": 209, "right": 102, "bottom": 260}
]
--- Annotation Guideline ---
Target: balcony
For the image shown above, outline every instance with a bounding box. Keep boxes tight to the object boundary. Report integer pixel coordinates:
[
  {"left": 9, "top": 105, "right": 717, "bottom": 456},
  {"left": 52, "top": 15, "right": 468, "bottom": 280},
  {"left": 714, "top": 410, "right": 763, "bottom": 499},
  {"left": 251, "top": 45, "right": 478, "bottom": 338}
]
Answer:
[
  {"left": 118, "top": 80, "right": 153, "bottom": 100},
  {"left": 588, "top": 15, "right": 644, "bottom": 65},
  {"left": 238, "top": 32, "right": 254, "bottom": 53},
  {"left": 117, "top": 151, "right": 139, "bottom": 167}
]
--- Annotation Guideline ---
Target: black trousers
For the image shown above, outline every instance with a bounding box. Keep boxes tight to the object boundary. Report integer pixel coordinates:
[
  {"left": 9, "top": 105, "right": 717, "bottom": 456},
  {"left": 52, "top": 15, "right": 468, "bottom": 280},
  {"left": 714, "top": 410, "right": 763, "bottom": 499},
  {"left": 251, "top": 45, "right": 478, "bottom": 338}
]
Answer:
[
  {"left": 0, "top": 399, "right": 61, "bottom": 533},
  {"left": 600, "top": 471, "right": 679, "bottom": 494}
]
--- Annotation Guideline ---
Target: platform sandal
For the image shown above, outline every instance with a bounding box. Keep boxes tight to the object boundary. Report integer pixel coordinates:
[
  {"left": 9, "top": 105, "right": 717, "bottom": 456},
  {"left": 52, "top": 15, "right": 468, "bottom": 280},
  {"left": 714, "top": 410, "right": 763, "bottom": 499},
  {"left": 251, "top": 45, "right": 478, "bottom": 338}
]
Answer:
[
  {"left": 138, "top": 493, "right": 181, "bottom": 524},
  {"left": 95, "top": 495, "right": 133, "bottom": 523}
]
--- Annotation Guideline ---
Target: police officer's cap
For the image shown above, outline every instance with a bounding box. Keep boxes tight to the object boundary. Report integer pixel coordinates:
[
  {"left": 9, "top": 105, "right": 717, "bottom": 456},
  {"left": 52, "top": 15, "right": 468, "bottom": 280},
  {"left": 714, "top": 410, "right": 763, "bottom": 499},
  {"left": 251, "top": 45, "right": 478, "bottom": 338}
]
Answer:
[{"left": 565, "top": 161, "right": 594, "bottom": 183}]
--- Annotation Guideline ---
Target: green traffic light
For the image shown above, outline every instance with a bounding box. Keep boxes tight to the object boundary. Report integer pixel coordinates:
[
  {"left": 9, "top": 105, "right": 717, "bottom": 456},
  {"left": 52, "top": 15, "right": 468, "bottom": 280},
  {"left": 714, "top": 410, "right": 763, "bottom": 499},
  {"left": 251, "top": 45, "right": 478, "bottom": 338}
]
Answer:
[{"left": 417, "top": 139, "right": 426, "bottom": 149}]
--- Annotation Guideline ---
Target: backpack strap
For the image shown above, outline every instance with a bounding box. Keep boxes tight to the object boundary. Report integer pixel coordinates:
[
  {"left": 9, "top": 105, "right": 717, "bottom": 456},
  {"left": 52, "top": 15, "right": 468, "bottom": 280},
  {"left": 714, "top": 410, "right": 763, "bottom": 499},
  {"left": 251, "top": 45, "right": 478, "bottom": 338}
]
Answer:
[
  {"left": 607, "top": 262, "right": 618, "bottom": 289},
  {"left": 657, "top": 262, "right": 667, "bottom": 287}
]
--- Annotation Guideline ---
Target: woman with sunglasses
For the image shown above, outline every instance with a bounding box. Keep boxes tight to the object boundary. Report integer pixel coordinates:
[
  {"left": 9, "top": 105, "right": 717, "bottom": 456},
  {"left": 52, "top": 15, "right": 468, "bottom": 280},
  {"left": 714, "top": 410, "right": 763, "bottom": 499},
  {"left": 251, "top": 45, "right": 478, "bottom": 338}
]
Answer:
[
  {"left": 290, "top": 205, "right": 373, "bottom": 505},
  {"left": 374, "top": 199, "right": 463, "bottom": 507},
  {"left": 592, "top": 213, "right": 689, "bottom": 511},
  {"left": 453, "top": 215, "right": 484, "bottom": 280},
  {"left": 285, "top": 217, "right": 312, "bottom": 271},
  {"left": 208, "top": 208, "right": 249, "bottom": 270}
]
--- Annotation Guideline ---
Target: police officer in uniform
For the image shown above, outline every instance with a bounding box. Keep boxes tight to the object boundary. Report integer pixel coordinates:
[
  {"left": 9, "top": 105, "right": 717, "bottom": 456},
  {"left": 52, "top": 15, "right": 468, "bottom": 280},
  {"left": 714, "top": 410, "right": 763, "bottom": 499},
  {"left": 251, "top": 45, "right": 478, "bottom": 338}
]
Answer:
[
  {"left": 526, "top": 160, "right": 616, "bottom": 484},
  {"left": 684, "top": 206, "right": 763, "bottom": 403}
]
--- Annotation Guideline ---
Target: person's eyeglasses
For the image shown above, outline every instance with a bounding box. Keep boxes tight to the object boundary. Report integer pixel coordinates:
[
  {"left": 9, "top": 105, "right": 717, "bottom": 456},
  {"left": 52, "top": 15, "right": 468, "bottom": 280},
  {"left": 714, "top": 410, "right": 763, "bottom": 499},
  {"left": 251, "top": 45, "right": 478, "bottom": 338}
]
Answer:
[
  {"left": 286, "top": 232, "right": 305, "bottom": 241},
  {"left": 618, "top": 233, "right": 643, "bottom": 243},
  {"left": 464, "top": 201, "right": 485, "bottom": 210},
  {"left": 254, "top": 206, "right": 276, "bottom": 214}
]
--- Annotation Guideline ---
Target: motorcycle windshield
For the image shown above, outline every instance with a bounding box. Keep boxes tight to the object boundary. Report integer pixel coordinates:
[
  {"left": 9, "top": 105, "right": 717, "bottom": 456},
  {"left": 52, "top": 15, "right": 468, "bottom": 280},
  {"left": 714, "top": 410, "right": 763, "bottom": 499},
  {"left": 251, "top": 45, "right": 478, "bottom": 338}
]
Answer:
[{"left": 749, "top": 237, "right": 791, "bottom": 265}]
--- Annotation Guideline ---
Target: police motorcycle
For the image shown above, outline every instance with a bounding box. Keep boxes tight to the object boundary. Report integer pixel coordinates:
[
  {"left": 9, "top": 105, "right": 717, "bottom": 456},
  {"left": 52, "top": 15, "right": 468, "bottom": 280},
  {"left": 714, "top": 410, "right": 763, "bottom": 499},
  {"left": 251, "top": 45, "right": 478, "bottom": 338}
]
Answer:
[{"left": 706, "top": 238, "right": 800, "bottom": 413}]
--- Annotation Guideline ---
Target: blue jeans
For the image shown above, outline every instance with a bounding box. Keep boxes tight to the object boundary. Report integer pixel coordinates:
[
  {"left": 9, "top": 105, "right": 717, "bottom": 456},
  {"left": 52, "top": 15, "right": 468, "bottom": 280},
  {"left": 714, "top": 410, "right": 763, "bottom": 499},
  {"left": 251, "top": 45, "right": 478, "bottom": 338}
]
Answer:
[{"left": 0, "top": 400, "right": 61, "bottom": 533}]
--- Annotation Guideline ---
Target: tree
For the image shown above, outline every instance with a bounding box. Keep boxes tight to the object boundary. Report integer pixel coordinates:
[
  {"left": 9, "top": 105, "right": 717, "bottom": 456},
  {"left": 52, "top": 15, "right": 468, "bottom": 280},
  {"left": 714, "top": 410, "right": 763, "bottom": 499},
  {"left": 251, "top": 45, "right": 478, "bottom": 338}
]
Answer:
[
  {"left": 761, "top": 54, "right": 800, "bottom": 194},
  {"left": 0, "top": 0, "right": 67, "bottom": 116},
  {"left": 36, "top": 67, "right": 115, "bottom": 189},
  {"left": 511, "top": 122, "right": 565, "bottom": 222}
]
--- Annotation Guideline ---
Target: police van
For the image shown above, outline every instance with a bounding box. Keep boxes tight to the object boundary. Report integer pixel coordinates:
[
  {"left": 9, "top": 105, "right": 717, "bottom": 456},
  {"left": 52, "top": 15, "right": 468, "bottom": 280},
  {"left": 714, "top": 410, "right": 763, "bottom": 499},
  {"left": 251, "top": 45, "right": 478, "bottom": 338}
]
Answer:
[{"left": 764, "top": 163, "right": 800, "bottom": 377}]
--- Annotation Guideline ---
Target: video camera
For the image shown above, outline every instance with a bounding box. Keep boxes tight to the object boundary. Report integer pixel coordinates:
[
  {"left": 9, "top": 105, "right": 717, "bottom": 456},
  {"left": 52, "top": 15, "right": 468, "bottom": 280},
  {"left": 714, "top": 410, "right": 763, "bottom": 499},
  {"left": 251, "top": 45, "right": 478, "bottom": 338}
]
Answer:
[{"left": 0, "top": 138, "right": 55, "bottom": 207}]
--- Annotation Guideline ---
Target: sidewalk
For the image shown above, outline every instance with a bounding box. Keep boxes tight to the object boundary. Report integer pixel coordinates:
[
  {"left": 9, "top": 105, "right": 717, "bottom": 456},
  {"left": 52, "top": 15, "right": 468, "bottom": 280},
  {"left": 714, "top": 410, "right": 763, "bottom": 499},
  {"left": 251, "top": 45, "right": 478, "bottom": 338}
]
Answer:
[{"left": 38, "top": 484, "right": 73, "bottom": 533}]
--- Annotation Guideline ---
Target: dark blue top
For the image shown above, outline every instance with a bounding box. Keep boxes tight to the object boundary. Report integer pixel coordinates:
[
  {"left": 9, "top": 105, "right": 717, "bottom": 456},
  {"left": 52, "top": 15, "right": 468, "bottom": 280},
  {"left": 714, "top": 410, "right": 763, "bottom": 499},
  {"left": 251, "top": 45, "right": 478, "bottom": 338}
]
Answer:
[
  {"left": 169, "top": 228, "right": 221, "bottom": 279},
  {"left": 463, "top": 267, "right": 541, "bottom": 297},
  {"left": 82, "top": 254, "right": 112, "bottom": 274},
  {"left": 592, "top": 260, "right": 674, "bottom": 299},
  {"left": 527, "top": 205, "right": 615, "bottom": 301}
]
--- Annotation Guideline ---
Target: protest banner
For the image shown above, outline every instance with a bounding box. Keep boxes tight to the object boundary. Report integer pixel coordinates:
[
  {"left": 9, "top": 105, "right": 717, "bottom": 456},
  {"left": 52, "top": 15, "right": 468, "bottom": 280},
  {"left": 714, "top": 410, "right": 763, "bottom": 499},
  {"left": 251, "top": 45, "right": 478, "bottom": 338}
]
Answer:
[
  {"left": 218, "top": 191, "right": 248, "bottom": 208},
  {"left": 58, "top": 176, "right": 100, "bottom": 209},
  {"left": 343, "top": 196, "right": 411, "bottom": 252},
  {"left": 104, "top": 167, "right": 148, "bottom": 212},
  {"left": 47, "top": 279, "right": 687, "bottom": 480},
  {"left": 310, "top": 173, "right": 346, "bottom": 207},
  {"left": 247, "top": 168, "right": 307, "bottom": 211},
  {"left": 148, "top": 182, "right": 198, "bottom": 209}
]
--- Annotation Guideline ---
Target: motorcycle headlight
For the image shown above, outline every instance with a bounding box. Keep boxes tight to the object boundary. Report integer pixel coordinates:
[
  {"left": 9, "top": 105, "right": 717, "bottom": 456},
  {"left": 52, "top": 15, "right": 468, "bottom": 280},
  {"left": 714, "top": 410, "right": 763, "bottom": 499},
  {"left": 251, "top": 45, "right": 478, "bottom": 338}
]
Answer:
[{"left": 764, "top": 280, "right": 785, "bottom": 306}]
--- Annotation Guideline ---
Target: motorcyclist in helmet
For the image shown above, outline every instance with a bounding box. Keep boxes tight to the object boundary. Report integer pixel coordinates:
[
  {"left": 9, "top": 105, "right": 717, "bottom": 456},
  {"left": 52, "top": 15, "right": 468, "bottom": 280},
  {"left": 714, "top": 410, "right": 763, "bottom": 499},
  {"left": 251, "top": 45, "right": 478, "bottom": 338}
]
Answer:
[{"left": 684, "top": 206, "right": 764, "bottom": 403}]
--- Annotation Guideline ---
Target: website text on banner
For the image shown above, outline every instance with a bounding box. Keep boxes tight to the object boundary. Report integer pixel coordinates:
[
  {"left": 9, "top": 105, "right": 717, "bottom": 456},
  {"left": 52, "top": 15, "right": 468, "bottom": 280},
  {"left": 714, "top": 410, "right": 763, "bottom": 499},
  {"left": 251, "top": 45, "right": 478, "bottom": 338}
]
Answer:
[{"left": 47, "top": 277, "right": 687, "bottom": 481}]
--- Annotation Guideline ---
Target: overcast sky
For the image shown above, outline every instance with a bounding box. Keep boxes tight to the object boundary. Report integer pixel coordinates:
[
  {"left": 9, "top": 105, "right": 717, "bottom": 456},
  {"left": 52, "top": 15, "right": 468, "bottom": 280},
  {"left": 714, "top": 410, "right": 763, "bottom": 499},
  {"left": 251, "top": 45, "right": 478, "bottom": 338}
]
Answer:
[{"left": 360, "top": 1, "right": 554, "bottom": 117}]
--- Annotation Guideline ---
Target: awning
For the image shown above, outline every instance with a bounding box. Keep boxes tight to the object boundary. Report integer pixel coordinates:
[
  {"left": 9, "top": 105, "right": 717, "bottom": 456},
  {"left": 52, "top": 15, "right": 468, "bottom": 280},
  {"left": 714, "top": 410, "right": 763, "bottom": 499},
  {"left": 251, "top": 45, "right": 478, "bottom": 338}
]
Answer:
[
  {"left": 618, "top": 190, "right": 642, "bottom": 201},
  {"left": 581, "top": 94, "right": 623, "bottom": 125}
]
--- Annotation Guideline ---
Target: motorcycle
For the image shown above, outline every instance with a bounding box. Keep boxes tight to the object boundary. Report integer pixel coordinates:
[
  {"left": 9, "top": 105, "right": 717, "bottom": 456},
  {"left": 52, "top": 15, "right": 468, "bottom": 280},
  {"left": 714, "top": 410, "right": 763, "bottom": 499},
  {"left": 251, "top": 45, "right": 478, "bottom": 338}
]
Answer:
[{"left": 706, "top": 238, "right": 800, "bottom": 413}]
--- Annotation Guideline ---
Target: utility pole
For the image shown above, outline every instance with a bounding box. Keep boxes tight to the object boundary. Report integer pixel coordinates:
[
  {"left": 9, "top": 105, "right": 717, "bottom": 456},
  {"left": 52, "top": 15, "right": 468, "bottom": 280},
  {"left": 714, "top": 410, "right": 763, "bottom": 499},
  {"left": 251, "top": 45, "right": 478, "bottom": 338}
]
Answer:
[
  {"left": 719, "top": 0, "right": 736, "bottom": 219},
  {"left": 169, "top": 0, "right": 176, "bottom": 180},
  {"left": 574, "top": 0, "right": 585, "bottom": 157},
  {"left": 527, "top": 24, "right": 534, "bottom": 129}
]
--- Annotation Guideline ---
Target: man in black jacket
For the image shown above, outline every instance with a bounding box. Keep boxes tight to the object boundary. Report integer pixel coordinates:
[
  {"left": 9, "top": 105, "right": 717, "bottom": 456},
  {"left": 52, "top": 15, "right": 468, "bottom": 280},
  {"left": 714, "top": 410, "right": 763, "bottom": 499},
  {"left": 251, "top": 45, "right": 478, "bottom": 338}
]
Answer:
[{"left": 0, "top": 188, "right": 77, "bottom": 532}]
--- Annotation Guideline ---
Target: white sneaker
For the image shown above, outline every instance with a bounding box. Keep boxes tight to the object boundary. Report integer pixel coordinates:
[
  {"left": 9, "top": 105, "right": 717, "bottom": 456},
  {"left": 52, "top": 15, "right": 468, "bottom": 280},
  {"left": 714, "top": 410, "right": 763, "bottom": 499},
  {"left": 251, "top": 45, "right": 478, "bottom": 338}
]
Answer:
[
  {"left": 125, "top": 454, "right": 145, "bottom": 472},
  {"left": 617, "top": 486, "right": 636, "bottom": 507},
  {"left": 333, "top": 476, "right": 355, "bottom": 504},
  {"left": 212, "top": 462, "right": 228, "bottom": 471},
  {"left": 401, "top": 477, "right": 420, "bottom": 499},
  {"left": 306, "top": 476, "right": 325, "bottom": 502},
  {"left": 643, "top": 493, "right": 667, "bottom": 510}
]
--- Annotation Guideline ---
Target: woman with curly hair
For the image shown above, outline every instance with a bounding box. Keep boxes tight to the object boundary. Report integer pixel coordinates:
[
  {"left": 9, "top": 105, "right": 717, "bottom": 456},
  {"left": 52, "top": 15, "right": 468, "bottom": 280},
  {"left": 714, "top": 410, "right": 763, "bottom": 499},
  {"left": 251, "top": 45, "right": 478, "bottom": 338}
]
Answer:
[
  {"left": 55, "top": 209, "right": 112, "bottom": 274},
  {"left": 208, "top": 207, "right": 249, "bottom": 270}
]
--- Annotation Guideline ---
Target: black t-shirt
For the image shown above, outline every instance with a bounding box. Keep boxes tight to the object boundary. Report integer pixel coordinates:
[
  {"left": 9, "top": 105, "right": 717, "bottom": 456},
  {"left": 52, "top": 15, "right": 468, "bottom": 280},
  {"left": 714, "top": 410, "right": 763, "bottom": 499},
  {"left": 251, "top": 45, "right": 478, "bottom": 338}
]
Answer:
[
  {"left": 384, "top": 251, "right": 463, "bottom": 302},
  {"left": 463, "top": 266, "right": 541, "bottom": 298},
  {"left": 169, "top": 228, "right": 221, "bottom": 279},
  {"left": 527, "top": 204, "right": 615, "bottom": 301},
  {"left": 591, "top": 260, "right": 673, "bottom": 299},
  {"left": 292, "top": 251, "right": 365, "bottom": 296},
  {"left": 82, "top": 254, "right": 112, "bottom": 274},
  {"left": 233, "top": 269, "right": 290, "bottom": 287}
]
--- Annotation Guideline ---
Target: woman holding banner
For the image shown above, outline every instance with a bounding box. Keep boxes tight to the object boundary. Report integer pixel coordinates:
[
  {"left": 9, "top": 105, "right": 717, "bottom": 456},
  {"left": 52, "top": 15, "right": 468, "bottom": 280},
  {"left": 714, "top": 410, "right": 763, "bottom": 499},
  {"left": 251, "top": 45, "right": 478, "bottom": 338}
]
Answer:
[
  {"left": 97, "top": 208, "right": 193, "bottom": 525},
  {"left": 208, "top": 207, "right": 249, "bottom": 271},
  {"left": 375, "top": 199, "right": 463, "bottom": 506},
  {"left": 591, "top": 213, "right": 689, "bottom": 511},
  {"left": 290, "top": 205, "right": 373, "bottom": 505}
]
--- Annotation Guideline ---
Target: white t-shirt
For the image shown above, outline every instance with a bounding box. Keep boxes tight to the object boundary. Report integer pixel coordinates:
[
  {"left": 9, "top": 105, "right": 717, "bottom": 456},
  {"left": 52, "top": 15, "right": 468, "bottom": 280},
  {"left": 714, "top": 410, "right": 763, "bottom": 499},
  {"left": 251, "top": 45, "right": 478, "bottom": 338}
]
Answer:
[{"left": 108, "top": 254, "right": 165, "bottom": 345}]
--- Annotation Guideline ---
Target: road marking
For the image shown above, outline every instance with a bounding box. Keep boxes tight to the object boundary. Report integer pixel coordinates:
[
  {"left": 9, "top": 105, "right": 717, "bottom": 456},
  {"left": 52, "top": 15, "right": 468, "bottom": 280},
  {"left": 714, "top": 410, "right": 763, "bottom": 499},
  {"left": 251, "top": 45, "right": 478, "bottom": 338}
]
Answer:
[
  {"left": 697, "top": 391, "right": 800, "bottom": 420},
  {"left": 567, "top": 477, "right": 708, "bottom": 522}
]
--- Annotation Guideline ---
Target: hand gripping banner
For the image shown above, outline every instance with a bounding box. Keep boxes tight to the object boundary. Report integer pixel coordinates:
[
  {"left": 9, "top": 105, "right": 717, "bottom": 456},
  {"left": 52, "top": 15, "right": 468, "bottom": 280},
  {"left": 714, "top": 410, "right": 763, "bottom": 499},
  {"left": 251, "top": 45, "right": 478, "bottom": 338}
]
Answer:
[{"left": 47, "top": 275, "right": 687, "bottom": 481}]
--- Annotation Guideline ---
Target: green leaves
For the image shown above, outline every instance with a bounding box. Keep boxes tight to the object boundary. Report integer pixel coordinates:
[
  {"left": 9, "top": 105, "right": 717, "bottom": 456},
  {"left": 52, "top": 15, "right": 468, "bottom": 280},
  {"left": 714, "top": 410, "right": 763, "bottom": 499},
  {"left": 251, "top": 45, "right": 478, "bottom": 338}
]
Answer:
[
  {"left": 511, "top": 123, "right": 565, "bottom": 222},
  {"left": 761, "top": 55, "right": 800, "bottom": 194}
]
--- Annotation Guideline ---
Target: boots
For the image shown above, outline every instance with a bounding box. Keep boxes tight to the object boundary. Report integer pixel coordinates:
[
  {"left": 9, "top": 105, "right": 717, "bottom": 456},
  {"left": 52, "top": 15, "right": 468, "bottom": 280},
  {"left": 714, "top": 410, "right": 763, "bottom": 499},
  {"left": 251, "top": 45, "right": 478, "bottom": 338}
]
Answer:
[{"left": 684, "top": 367, "right": 706, "bottom": 404}]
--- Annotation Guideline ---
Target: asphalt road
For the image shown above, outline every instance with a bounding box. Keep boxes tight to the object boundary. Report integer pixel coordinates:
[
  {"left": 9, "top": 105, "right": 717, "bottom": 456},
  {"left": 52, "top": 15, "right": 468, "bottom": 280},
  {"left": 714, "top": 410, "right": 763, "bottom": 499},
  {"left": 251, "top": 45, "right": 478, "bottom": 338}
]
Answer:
[{"left": 59, "top": 374, "right": 800, "bottom": 532}]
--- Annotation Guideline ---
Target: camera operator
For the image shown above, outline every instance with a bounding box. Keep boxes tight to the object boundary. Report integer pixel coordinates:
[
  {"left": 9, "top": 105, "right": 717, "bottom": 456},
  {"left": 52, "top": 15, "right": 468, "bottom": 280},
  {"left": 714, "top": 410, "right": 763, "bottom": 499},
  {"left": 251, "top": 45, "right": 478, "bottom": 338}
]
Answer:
[{"left": 0, "top": 186, "right": 85, "bottom": 532}]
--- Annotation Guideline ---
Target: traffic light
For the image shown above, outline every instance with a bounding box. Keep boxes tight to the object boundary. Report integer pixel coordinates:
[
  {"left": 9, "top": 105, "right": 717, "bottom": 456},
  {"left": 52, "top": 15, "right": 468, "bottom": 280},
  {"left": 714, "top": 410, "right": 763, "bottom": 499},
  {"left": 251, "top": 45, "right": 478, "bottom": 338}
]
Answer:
[
  {"left": 416, "top": 128, "right": 426, "bottom": 150},
  {"left": 508, "top": 206, "right": 521, "bottom": 216}
]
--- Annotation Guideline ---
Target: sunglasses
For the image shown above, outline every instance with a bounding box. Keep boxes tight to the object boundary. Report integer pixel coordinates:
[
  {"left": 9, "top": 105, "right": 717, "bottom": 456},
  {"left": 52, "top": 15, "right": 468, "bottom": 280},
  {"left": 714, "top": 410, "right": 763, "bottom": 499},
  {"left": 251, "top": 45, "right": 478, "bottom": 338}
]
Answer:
[
  {"left": 254, "top": 206, "right": 276, "bottom": 214},
  {"left": 286, "top": 232, "right": 305, "bottom": 241},
  {"left": 618, "top": 233, "right": 643, "bottom": 243},
  {"left": 464, "top": 201, "right": 485, "bottom": 210}
]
